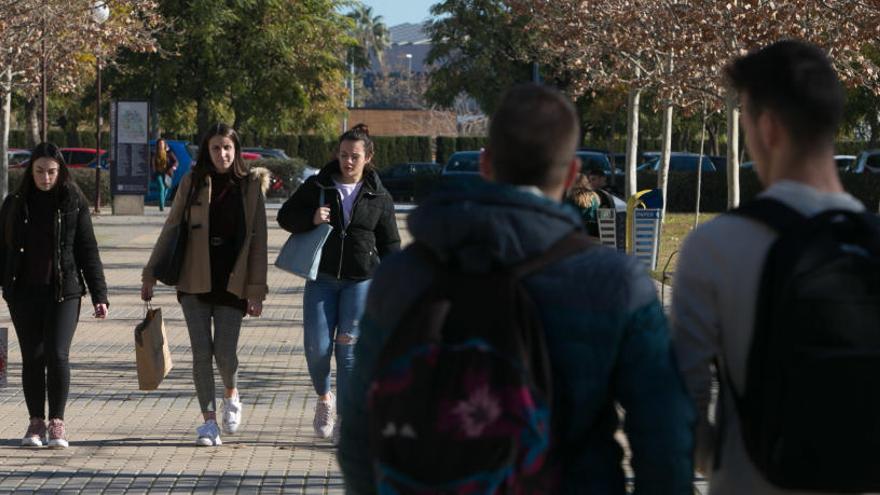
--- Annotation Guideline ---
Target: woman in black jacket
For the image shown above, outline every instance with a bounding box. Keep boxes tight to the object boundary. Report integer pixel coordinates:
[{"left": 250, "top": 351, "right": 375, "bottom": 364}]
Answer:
[
  {"left": 277, "top": 124, "right": 400, "bottom": 444},
  {"left": 0, "top": 143, "right": 108, "bottom": 449}
]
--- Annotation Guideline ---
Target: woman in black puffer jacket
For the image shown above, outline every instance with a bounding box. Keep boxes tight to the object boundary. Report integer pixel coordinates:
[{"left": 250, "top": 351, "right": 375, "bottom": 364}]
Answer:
[
  {"left": 277, "top": 124, "right": 400, "bottom": 444},
  {"left": 0, "top": 143, "right": 108, "bottom": 449}
]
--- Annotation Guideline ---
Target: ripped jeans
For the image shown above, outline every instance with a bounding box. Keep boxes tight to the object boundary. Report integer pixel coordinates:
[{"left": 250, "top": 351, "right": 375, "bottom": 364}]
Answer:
[{"left": 302, "top": 274, "right": 371, "bottom": 401}]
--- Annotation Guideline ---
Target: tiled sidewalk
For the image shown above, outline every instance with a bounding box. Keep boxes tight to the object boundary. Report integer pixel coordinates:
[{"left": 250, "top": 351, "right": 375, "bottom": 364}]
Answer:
[{"left": 0, "top": 208, "right": 343, "bottom": 494}]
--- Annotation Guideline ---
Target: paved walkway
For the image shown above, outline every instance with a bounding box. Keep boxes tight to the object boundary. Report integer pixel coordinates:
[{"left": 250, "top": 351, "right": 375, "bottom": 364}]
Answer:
[
  {"left": 0, "top": 206, "right": 348, "bottom": 494},
  {"left": 0, "top": 204, "right": 703, "bottom": 494}
]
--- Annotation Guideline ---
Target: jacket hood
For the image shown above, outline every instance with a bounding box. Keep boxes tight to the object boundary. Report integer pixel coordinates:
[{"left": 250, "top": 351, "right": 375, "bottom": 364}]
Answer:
[
  {"left": 249, "top": 166, "right": 271, "bottom": 195},
  {"left": 408, "top": 180, "right": 585, "bottom": 272}
]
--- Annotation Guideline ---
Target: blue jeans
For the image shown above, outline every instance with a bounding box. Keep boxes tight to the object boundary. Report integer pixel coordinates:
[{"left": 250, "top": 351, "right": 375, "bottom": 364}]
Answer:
[
  {"left": 302, "top": 274, "right": 371, "bottom": 401},
  {"left": 154, "top": 173, "right": 167, "bottom": 210}
]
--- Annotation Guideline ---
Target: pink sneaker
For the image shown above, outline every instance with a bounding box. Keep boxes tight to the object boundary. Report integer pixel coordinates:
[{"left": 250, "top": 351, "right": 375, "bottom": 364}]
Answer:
[
  {"left": 47, "top": 418, "right": 68, "bottom": 449},
  {"left": 21, "top": 417, "right": 46, "bottom": 447}
]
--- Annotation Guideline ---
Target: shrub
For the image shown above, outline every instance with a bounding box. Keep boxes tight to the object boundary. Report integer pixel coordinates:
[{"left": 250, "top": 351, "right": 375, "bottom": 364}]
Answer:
[
  {"left": 638, "top": 169, "right": 880, "bottom": 213},
  {"left": 250, "top": 158, "right": 309, "bottom": 198},
  {"left": 435, "top": 136, "right": 488, "bottom": 165}
]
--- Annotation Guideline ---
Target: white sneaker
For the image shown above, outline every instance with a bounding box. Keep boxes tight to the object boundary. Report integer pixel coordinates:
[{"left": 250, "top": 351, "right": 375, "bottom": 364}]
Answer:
[
  {"left": 222, "top": 396, "right": 242, "bottom": 434},
  {"left": 195, "top": 419, "right": 222, "bottom": 446},
  {"left": 47, "top": 418, "right": 68, "bottom": 449},
  {"left": 313, "top": 393, "right": 335, "bottom": 439},
  {"left": 21, "top": 418, "right": 46, "bottom": 447}
]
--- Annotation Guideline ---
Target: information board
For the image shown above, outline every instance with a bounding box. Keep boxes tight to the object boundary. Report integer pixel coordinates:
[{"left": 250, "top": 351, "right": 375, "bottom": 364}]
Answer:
[{"left": 111, "top": 101, "right": 151, "bottom": 195}]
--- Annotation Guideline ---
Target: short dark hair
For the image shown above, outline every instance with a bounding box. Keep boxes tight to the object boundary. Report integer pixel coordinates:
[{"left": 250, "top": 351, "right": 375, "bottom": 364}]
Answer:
[
  {"left": 488, "top": 84, "right": 580, "bottom": 188},
  {"left": 726, "top": 40, "right": 844, "bottom": 148}
]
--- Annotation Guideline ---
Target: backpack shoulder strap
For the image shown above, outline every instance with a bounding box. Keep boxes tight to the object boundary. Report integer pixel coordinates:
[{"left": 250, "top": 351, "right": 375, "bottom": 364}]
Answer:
[
  {"left": 513, "top": 231, "right": 594, "bottom": 279},
  {"left": 731, "top": 198, "right": 807, "bottom": 235}
]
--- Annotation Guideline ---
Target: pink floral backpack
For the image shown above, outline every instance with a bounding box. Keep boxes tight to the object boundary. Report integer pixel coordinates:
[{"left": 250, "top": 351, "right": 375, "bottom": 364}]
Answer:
[{"left": 367, "top": 233, "right": 592, "bottom": 494}]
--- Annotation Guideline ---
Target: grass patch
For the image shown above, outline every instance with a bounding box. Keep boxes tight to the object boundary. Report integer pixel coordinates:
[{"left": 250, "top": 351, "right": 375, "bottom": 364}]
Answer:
[{"left": 651, "top": 212, "right": 718, "bottom": 283}]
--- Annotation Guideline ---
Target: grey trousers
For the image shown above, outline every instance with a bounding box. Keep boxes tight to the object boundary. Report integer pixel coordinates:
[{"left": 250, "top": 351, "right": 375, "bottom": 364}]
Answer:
[{"left": 179, "top": 295, "right": 244, "bottom": 414}]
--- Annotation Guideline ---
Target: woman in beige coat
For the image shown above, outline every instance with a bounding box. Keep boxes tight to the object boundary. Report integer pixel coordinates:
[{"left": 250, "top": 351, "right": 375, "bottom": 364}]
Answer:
[{"left": 141, "top": 123, "right": 268, "bottom": 446}]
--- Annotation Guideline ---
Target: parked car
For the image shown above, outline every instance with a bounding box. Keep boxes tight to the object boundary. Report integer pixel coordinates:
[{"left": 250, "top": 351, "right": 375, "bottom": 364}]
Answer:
[
  {"left": 709, "top": 155, "right": 727, "bottom": 170},
  {"left": 576, "top": 149, "right": 620, "bottom": 175},
  {"left": 241, "top": 151, "right": 261, "bottom": 161},
  {"left": 610, "top": 151, "right": 646, "bottom": 169},
  {"left": 60, "top": 147, "right": 107, "bottom": 168},
  {"left": 850, "top": 150, "right": 880, "bottom": 173},
  {"left": 379, "top": 162, "right": 441, "bottom": 202},
  {"left": 243, "top": 147, "right": 290, "bottom": 160},
  {"left": 7, "top": 148, "right": 30, "bottom": 168},
  {"left": 441, "top": 151, "right": 480, "bottom": 175},
  {"left": 834, "top": 154, "right": 857, "bottom": 172},
  {"left": 637, "top": 152, "right": 717, "bottom": 173}
]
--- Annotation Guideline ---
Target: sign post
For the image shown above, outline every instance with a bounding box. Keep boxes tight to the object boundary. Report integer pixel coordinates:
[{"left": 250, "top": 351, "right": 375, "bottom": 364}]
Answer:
[
  {"left": 110, "top": 100, "right": 150, "bottom": 215},
  {"left": 626, "top": 189, "right": 664, "bottom": 271}
]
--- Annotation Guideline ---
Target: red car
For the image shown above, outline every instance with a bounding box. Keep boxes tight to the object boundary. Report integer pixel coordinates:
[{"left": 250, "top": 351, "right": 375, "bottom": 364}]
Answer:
[
  {"left": 60, "top": 148, "right": 107, "bottom": 168},
  {"left": 241, "top": 151, "right": 261, "bottom": 161}
]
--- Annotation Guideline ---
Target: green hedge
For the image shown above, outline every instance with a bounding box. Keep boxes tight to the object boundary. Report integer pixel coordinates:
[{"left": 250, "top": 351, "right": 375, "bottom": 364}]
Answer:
[
  {"left": 9, "top": 130, "right": 113, "bottom": 149},
  {"left": 637, "top": 170, "right": 880, "bottom": 213},
  {"left": 8, "top": 130, "right": 880, "bottom": 166},
  {"left": 250, "top": 158, "right": 308, "bottom": 198},
  {"left": 8, "top": 168, "right": 111, "bottom": 207},
  {"left": 291, "top": 135, "right": 433, "bottom": 172}
]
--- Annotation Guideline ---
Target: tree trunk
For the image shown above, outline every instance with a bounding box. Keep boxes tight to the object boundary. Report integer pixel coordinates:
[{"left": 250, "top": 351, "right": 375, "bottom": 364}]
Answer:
[
  {"left": 0, "top": 69, "right": 11, "bottom": 200},
  {"left": 625, "top": 85, "right": 641, "bottom": 199},
  {"left": 150, "top": 86, "right": 160, "bottom": 140},
  {"left": 870, "top": 117, "right": 879, "bottom": 149},
  {"left": 63, "top": 116, "right": 80, "bottom": 146},
  {"left": 695, "top": 102, "right": 708, "bottom": 229},
  {"left": 658, "top": 102, "right": 673, "bottom": 220},
  {"left": 25, "top": 99, "right": 40, "bottom": 147},
  {"left": 726, "top": 91, "right": 740, "bottom": 209},
  {"left": 196, "top": 98, "right": 211, "bottom": 142}
]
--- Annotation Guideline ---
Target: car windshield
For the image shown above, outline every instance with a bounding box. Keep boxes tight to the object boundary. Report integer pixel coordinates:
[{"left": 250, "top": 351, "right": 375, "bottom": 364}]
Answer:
[
  {"left": 445, "top": 153, "right": 479, "bottom": 173},
  {"left": 669, "top": 156, "right": 715, "bottom": 172},
  {"left": 865, "top": 153, "right": 880, "bottom": 170},
  {"left": 835, "top": 157, "right": 855, "bottom": 170},
  {"left": 577, "top": 152, "right": 612, "bottom": 173}
]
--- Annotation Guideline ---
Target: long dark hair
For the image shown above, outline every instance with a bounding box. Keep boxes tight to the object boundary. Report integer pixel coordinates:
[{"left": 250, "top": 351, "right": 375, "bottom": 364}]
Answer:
[
  {"left": 192, "top": 123, "right": 249, "bottom": 187},
  {"left": 17, "top": 142, "right": 73, "bottom": 198},
  {"left": 339, "top": 123, "right": 375, "bottom": 172}
]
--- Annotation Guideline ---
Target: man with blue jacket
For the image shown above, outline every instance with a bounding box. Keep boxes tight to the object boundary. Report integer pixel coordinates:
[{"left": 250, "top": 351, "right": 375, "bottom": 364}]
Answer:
[{"left": 338, "top": 83, "right": 694, "bottom": 494}]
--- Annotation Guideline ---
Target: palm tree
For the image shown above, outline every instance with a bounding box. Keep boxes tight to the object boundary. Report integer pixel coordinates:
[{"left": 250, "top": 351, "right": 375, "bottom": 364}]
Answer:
[{"left": 347, "top": 3, "right": 390, "bottom": 70}]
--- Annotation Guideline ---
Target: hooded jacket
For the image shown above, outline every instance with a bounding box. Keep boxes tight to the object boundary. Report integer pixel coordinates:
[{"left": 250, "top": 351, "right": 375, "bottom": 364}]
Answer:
[
  {"left": 142, "top": 167, "right": 269, "bottom": 301},
  {"left": 0, "top": 182, "right": 108, "bottom": 305},
  {"left": 277, "top": 160, "right": 400, "bottom": 280},
  {"left": 337, "top": 180, "right": 695, "bottom": 494}
]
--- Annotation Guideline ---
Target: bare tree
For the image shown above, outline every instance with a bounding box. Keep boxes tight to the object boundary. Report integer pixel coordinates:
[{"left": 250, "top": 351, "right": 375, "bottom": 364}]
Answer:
[{"left": 0, "top": 0, "right": 160, "bottom": 199}]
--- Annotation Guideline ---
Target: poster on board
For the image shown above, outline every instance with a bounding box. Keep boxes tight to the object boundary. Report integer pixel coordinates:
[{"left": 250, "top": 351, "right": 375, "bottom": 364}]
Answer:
[{"left": 111, "top": 101, "right": 150, "bottom": 195}]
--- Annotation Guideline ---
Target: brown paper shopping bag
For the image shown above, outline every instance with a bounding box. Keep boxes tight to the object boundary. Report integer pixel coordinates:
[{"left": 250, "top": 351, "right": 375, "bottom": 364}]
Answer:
[{"left": 134, "top": 303, "right": 173, "bottom": 390}]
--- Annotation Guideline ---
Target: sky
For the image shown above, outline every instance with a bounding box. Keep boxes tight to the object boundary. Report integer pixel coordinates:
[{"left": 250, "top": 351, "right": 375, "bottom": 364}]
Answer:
[{"left": 363, "top": 0, "right": 435, "bottom": 27}]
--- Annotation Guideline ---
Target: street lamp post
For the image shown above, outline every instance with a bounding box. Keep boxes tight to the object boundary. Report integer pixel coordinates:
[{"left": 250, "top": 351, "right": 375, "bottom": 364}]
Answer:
[
  {"left": 92, "top": 2, "right": 109, "bottom": 214},
  {"left": 41, "top": 1, "right": 47, "bottom": 143},
  {"left": 405, "top": 53, "right": 413, "bottom": 76}
]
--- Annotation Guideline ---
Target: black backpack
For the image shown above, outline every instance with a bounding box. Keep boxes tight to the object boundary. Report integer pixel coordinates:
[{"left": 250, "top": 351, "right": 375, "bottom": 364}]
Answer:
[
  {"left": 730, "top": 198, "right": 880, "bottom": 491},
  {"left": 367, "top": 232, "right": 592, "bottom": 494}
]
